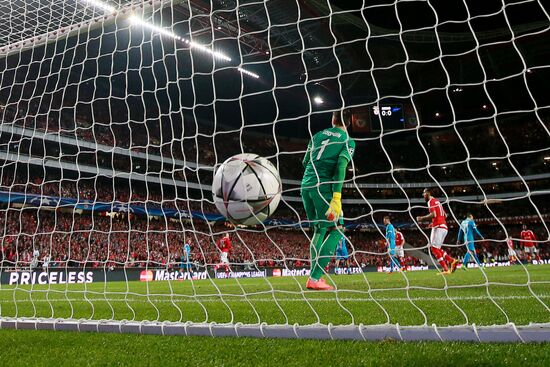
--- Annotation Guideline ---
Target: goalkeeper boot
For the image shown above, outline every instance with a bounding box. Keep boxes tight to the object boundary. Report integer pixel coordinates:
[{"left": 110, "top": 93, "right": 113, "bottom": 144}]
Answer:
[{"left": 306, "top": 278, "right": 334, "bottom": 291}]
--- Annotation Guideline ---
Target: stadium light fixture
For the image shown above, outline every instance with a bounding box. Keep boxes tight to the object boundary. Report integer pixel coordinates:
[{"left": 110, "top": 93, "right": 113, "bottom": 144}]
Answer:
[
  {"left": 313, "top": 96, "right": 324, "bottom": 105},
  {"left": 129, "top": 15, "right": 232, "bottom": 62},
  {"left": 80, "top": 2, "right": 260, "bottom": 79},
  {"left": 237, "top": 67, "right": 260, "bottom": 79},
  {"left": 544, "top": 156, "right": 550, "bottom": 161},
  {"left": 83, "top": 0, "right": 115, "bottom": 13},
  {"left": 130, "top": 16, "right": 181, "bottom": 40},
  {"left": 189, "top": 41, "right": 232, "bottom": 61},
  {"left": 482, "top": 104, "right": 488, "bottom": 110},
  {"left": 434, "top": 112, "right": 440, "bottom": 118}
]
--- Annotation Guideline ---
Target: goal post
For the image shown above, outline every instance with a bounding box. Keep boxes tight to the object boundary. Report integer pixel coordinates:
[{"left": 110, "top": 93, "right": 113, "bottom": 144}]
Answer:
[
  {"left": 2, "top": 318, "right": 550, "bottom": 342},
  {"left": 0, "top": 0, "right": 549, "bottom": 342}
]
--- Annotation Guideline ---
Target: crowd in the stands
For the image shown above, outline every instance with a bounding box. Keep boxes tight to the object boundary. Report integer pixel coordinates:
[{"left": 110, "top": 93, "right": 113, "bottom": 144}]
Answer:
[{"left": 0, "top": 208, "right": 547, "bottom": 271}]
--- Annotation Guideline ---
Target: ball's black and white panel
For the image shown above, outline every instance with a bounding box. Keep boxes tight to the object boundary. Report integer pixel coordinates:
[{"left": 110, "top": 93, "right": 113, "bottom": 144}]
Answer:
[
  {"left": 247, "top": 157, "right": 282, "bottom": 218},
  {"left": 212, "top": 154, "right": 249, "bottom": 219},
  {"left": 248, "top": 157, "right": 281, "bottom": 197},
  {"left": 229, "top": 166, "right": 265, "bottom": 202},
  {"left": 225, "top": 200, "right": 257, "bottom": 223}
]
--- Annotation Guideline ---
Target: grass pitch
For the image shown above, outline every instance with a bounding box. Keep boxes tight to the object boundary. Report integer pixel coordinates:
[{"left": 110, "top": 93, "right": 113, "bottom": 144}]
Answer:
[
  {"left": 1, "top": 265, "right": 549, "bottom": 366},
  {"left": 1, "top": 265, "right": 549, "bottom": 327},
  {"left": 1, "top": 328, "right": 550, "bottom": 366}
]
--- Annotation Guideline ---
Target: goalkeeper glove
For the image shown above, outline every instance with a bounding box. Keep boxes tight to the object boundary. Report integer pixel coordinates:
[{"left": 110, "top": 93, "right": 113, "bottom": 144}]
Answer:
[{"left": 325, "top": 192, "right": 342, "bottom": 222}]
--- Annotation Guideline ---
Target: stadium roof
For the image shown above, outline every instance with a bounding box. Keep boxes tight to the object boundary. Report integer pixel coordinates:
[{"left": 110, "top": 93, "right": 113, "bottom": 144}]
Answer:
[{"left": 0, "top": 0, "right": 549, "bottom": 136}]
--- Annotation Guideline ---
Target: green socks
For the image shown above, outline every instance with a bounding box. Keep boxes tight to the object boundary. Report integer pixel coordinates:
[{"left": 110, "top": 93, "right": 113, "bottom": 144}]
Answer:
[{"left": 310, "top": 227, "right": 343, "bottom": 280}]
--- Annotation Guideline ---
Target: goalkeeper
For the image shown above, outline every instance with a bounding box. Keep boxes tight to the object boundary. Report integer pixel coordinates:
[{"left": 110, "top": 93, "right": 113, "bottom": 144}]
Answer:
[
  {"left": 384, "top": 216, "right": 402, "bottom": 273},
  {"left": 457, "top": 213, "right": 483, "bottom": 269},
  {"left": 301, "top": 109, "right": 356, "bottom": 291}
]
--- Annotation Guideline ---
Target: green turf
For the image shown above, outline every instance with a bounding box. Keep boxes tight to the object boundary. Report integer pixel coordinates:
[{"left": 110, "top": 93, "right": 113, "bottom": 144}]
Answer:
[
  {"left": 0, "top": 328, "right": 549, "bottom": 366},
  {"left": 1, "top": 266, "right": 549, "bottom": 365},
  {"left": 1, "top": 265, "right": 549, "bottom": 327}
]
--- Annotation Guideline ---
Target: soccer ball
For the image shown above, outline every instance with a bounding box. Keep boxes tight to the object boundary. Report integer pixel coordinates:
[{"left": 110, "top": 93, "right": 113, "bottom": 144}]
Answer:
[{"left": 212, "top": 153, "right": 282, "bottom": 226}]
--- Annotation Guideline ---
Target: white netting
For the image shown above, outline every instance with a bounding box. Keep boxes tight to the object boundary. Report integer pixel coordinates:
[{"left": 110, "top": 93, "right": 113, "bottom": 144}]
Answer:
[{"left": 0, "top": 0, "right": 549, "bottom": 339}]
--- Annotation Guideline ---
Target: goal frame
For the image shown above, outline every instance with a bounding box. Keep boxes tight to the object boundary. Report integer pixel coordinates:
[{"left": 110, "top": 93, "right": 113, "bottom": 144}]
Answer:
[{"left": 1, "top": 317, "right": 549, "bottom": 342}]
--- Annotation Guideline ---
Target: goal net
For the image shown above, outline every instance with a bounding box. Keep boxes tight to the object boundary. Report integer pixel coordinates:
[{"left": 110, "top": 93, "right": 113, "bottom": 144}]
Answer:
[{"left": 0, "top": 0, "right": 549, "bottom": 342}]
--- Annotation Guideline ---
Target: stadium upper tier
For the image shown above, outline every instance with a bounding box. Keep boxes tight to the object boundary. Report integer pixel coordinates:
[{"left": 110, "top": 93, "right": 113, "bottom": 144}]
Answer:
[{"left": 0, "top": 102, "right": 549, "bottom": 205}]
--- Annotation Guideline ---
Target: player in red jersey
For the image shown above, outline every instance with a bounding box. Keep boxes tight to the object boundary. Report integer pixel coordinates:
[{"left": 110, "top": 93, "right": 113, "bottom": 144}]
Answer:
[
  {"left": 506, "top": 237, "right": 517, "bottom": 264},
  {"left": 395, "top": 230, "right": 405, "bottom": 270},
  {"left": 216, "top": 233, "right": 233, "bottom": 275},
  {"left": 416, "top": 188, "right": 458, "bottom": 275},
  {"left": 520, "top": 225, "right": 540, "bottom": 262}
]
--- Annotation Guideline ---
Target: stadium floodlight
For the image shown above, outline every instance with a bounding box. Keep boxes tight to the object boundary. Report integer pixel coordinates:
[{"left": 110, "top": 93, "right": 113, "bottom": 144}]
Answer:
[
  {"left": 129, "top": 14, "right": 260, "bottom": 78},
  {"left": 313, "top": 96, "right": 324, "bottom": 105},
  {"left": 189, "top": 41, "right": 232, "bottom": 62},
  {"left": 129, "top": 16, "right": 182, "bottom": 40},
  {"left": 129, "top": 15, "right": 232, "bottom": 62},
  {"left": 237, "top": 67, "right": 260, "bottom": 79},
  {"left": 82, "top": 0, "right": 116, "bottom": 13}
]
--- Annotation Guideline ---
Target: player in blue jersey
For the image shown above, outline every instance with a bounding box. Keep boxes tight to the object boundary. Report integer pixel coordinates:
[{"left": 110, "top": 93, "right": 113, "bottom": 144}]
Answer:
[
  {"left": 457, "top": 213, "right": 484, "bottom": 270},
  {"left": 335, "top": 235, "right": 349, "bottom": 271},
  {"left": 180, "top": 241, "right": 193, "bottom": 276},
  {"left": 384, "top": 216, "right": 402, "bottom": 273}
]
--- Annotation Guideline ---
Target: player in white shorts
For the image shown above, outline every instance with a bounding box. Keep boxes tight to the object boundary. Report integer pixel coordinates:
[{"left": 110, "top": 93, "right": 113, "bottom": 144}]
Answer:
[
  {"left": 506, "top": 237, "right": 517, "bottom": 264},
  {"left": 216, "top": 233, "right": 232, "bottom": 275},
  {"left": 395, "top": 230, "right": 405, "bottom": 267},
  {"left": 416, "top": 188, "right": 458, "bottom": 274},
  {"left": 520, "top": 225, "right": 540, "bottom": 262}
]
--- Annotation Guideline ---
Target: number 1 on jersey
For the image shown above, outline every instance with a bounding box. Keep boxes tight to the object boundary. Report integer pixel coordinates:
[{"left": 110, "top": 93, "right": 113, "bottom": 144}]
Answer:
[{"left": 316, "top": 139, "right": 330, "bottom": 160}]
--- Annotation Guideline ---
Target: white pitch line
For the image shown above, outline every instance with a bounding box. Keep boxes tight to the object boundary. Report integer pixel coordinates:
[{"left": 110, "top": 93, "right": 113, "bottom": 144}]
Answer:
[{"left": 1, "top": 294, "right": 549, "bottom": 303}]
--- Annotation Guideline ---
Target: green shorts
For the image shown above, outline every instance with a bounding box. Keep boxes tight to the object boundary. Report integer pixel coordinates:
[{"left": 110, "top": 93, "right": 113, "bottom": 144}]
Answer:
[{"left": 301, "top": 188, "right": 343, "bottom": 229}]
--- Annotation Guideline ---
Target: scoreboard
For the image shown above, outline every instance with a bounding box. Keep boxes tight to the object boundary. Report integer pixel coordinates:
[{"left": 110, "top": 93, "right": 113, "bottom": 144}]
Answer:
[
  {"left": 350, "top": 104, "right": 414, "bottom": 133},
  {"left": 369, "top": 104, "right": 405, "bottom": 131}
]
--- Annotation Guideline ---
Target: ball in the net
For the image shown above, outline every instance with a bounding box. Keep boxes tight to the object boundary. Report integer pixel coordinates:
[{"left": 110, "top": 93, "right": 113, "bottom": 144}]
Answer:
[{"left": 212, "top": 153, "right": 282, "bottom": 226}]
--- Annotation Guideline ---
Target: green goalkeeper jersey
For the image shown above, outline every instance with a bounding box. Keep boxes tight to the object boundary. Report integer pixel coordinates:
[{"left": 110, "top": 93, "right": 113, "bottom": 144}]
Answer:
[{"left": 301, "top": 126, "right": 356, "bottom": 191}]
